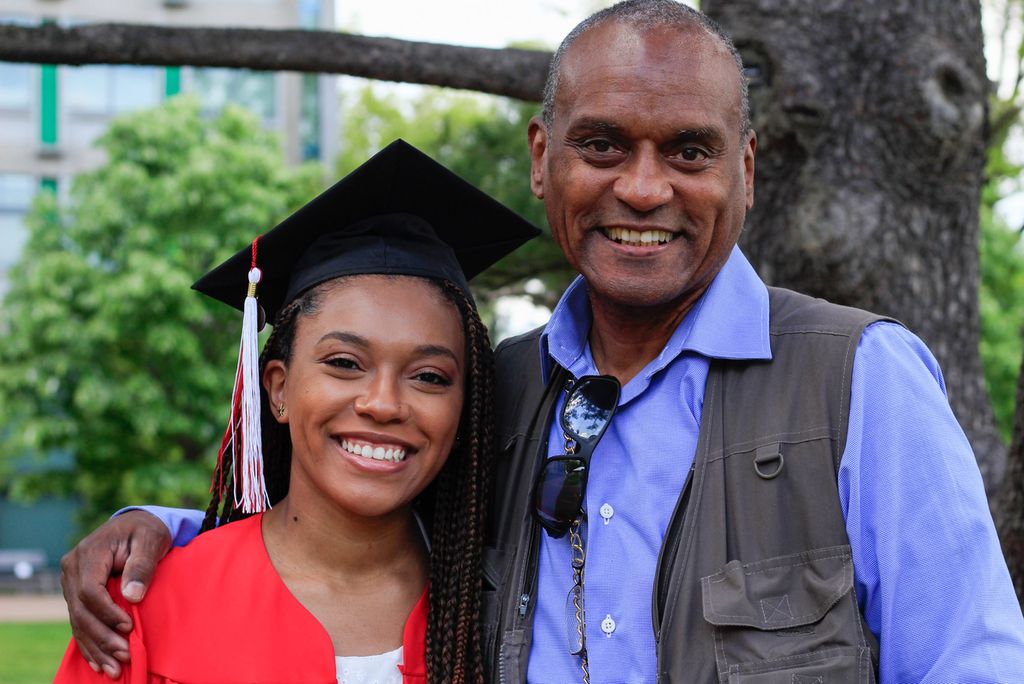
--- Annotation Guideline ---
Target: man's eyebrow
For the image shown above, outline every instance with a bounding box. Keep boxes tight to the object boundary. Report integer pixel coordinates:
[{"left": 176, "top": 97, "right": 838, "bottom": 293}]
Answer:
[
  {"left": 565, "top": 118, "right": 622, "bottom": 134},
  {"left": 673, "top": 127, "right": 726, "bottom": 147}
]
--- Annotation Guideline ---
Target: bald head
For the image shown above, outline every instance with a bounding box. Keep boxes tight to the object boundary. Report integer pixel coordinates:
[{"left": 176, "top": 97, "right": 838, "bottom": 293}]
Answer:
[{"left": 541, "top": 0, "right": 749, "bottom": 135}]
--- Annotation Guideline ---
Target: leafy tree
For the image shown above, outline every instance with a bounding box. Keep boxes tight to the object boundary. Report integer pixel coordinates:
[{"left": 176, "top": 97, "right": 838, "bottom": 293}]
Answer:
[
  {"left": 337, "top": 85, "right": 574, "bottom": 312},
  {"left": 979, "top": 0, "right": 1024, "bottom": 441},
  {"left": 980, "top": 145, "right": 1024, "bottom": 440},
  {"left": 0, "top": 97, "right": 322, "bottom": 533}
]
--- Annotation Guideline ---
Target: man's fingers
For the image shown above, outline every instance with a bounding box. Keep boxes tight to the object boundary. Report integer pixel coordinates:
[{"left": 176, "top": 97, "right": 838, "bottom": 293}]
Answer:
[
  {"left": 77, "top": 578, "right": 133, "bottom": 632},
  {"left": 62, "top": 532, "right": 133, "bottom": 633},
  {"left": 60, "top": 510, "right": 172, "bottom": 670},
  {"left": 118, "top": 513, "right": 173, "bottom": 603},
  {"left": 66, "top": 600, "right": 130, "bottom": 678}
]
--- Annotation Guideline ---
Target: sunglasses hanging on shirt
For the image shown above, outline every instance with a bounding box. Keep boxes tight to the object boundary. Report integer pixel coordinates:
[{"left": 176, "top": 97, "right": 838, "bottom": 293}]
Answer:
[{"left": 531, "top": 374, "right": 621, "bottom": 539}]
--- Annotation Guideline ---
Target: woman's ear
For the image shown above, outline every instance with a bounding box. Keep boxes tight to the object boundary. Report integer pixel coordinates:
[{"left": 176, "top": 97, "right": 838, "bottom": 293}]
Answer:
[{"left": 263, "top": 360, "right": 288, "bottom": 423}]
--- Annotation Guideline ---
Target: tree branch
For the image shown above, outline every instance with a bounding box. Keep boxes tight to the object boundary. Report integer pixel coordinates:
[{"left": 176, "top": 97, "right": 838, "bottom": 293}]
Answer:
[{"left": 0, "top": 23, "right": 552, "bottom": 102}]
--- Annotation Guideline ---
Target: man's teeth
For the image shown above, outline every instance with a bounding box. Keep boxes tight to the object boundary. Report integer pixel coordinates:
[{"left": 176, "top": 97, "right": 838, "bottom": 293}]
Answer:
[
  {"left": 604, "top": 227, "right": 674, "bottom": 246},
  {"left": 341, "top": 439, "right": 407, "bottom": 462}
]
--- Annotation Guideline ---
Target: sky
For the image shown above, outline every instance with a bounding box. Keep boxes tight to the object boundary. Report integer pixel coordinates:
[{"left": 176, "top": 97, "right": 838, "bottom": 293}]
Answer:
[{"left": 337, "top": 1, "right": 608, "bottom": 50}]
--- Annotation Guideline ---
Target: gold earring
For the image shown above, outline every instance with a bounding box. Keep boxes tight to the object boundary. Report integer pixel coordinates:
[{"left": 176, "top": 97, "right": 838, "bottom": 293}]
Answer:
[{"left": 277, "top": 404, "right": 285, "bottom": 417}]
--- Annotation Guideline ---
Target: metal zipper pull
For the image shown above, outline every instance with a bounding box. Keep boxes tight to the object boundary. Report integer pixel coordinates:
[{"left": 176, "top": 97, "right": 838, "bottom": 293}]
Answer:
[{"left": 518, "top": 593, "right": 531, "bottom": 618}]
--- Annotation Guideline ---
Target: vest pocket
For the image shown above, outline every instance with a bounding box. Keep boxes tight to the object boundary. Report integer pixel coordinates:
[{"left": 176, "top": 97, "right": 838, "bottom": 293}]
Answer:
[{"left": 701, "top": 546, "right": 874, "bottom": 684}]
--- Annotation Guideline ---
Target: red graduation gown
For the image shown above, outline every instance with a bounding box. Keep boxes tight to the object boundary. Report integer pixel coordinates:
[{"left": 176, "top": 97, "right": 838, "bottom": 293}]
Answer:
[{"left": 55, "top": 514, "right": 428, "bottom": 683}]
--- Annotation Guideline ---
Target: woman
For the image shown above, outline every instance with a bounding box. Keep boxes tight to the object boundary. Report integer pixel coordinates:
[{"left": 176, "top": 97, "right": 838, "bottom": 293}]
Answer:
[{"left": 54, "top": 140, "right": 539, "bottom": 683}]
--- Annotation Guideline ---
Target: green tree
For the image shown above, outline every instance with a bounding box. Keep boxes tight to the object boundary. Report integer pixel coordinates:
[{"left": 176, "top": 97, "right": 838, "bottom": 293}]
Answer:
[
  {"left": 981, "top": 0, "right": 1024, "bottom": 440},
  {"left": 337, "top": 85, "right": 574, "bottom": 311},
  {"left": 980, "top": 146, "right": 1024, "bottom": 440},
  {"left": 0, "top": 97, "right": 322, "bottom": 533}
]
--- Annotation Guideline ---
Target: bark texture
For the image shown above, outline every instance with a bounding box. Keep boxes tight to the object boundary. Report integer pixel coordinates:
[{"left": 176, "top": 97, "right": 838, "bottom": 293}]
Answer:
[
  {"left": 0, "top": 23, "right": 551, "bottom": 102},
  {"left": 705, "top": 0, "right": 1006, "bottom": 492}
]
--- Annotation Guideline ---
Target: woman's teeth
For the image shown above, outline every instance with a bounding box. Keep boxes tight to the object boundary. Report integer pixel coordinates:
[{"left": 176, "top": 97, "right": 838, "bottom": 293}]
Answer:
[
  {"left": 341, "top": 439, "right": 407, "bottom": 462},
  {"left": 603, "top": 227, "right": 674, "bottom": 246}
]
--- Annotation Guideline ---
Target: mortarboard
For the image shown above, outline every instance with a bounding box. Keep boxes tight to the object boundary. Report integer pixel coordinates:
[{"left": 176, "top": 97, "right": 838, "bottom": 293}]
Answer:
[
  {"left": 193, "top": 138, "right": 540, "bottom": 323},
  {"left": 199, "top": 139, "right": 541, "bottom": 514}
]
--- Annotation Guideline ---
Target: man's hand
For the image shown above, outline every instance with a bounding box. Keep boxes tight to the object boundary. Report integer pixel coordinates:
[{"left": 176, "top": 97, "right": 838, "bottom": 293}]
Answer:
[{"left": 60, "top": 510, "right": 172, "bottom": 678}]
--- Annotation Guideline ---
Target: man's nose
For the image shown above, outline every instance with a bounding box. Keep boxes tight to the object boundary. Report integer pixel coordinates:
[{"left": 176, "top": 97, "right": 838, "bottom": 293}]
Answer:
[
  {"left": 612, "top": 148, "right": 674, "bottom": 212},
  {"left": 353, "top": 374, "right": 408, "bottom": 423}
]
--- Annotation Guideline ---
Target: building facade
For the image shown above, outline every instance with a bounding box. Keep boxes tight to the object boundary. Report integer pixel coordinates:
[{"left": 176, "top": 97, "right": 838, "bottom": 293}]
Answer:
[
  {"left": 0, "top": 0, "right": 338, "bottom": 295},
  {"left": 0, "top": 0, "right": 337, "bottom": 570}
]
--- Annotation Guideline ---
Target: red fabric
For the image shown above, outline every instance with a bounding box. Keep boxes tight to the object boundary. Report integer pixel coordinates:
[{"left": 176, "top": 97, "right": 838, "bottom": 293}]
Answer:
[{"left": 55, "top": 514, "right": 428, "bottom": 683}]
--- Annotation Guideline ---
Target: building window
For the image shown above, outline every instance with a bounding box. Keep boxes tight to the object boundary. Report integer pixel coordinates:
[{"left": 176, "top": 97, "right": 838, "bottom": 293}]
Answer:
[
  {"left": 65, "top": 65, "right": 162, "bottom": 116},
  {"left": 0, "top": 15, "right": 36, "bottom": 112},
  {"left": 300, "top": 74, "right": 321, "bottom": 161},
  {"left": 299, "top": 0, "right": 321, "bottom": 29},
  {"left": 0, "top": 62, "right": 32, "bottom": 111},
  {"left": 193, "top": 68, "right": 276, "bottom": 121},
  {"left": 0, "top": 174, "right": 38, "bottom": 298}
]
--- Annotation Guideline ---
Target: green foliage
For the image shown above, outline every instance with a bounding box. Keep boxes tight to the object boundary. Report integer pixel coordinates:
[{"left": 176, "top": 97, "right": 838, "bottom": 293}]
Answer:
[
  {"left": 338, "top": 85, "right": 574, "bottom": 310},
  {"left": 981, "top": 0, "right": 1024, "bottom": 441},
  {"left": 980, "top": 148, "right": 1024, "bottom": 441},
  {"left": 0, "top": 97, "right": 322, "bottom": 533}
]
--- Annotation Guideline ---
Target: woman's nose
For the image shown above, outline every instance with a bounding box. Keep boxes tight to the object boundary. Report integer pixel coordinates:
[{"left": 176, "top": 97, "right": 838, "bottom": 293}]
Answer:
[{"left": 352, "top": 375, "right": 409, "bottom": 423}]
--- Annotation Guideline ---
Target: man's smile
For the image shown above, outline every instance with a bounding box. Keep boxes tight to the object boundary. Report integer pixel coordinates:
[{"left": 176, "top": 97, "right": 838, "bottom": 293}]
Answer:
[{"left": 600, "top": 226, "right": 678, "bottom": 247}]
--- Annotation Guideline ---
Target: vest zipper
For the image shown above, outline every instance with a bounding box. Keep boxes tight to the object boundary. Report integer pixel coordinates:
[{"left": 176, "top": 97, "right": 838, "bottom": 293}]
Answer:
[
  {"left": 498, "top": 518, "right": 541, "bottom": 684},
  {"left": 652, "top": 465, "right": 693, "bottom": 641},
  {"left": 498, "top": 365, "right": 567, "bottom": 684}
]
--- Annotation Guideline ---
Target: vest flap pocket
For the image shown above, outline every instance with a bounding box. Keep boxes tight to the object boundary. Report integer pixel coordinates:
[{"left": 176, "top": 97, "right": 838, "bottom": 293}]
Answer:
[{"left": 701, "top": 546, "right": 854, "bottom": 630}]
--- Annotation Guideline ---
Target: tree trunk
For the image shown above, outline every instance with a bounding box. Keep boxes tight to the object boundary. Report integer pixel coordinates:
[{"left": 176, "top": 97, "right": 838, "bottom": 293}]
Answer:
[
  {"left": 0, "top": 23, "right": 550, "bottom": 102},
  {"left": 704, "top": 0, "right": 1006, "bottom": 493}
]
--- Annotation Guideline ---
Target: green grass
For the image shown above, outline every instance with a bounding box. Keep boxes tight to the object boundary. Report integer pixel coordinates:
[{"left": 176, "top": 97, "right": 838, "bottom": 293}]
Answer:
[{"left": 0, "top": 622, "right": 71, "bottom": 684}]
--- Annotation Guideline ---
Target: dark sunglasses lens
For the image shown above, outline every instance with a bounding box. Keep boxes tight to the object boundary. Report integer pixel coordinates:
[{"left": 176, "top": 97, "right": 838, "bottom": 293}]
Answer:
[
  {"left": 534, "top": 457, "right": 587, "bottom": 529},
  {"left": 563, "top": 378, "right": 619, "bottom": 441}
]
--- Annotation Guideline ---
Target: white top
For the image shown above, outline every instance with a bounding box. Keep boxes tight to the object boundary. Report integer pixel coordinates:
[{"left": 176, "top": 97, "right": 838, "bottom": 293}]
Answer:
[{"left": 335, "top": 645, "right": 404, "bottom": 684}]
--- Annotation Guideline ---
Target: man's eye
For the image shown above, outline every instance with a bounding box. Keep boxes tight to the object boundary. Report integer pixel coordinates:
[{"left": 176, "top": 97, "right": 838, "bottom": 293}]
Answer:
[
  {"left": 680, "top": 147, "right": 708, "bottom": 162},
  {"left": 584, "top": 139, "right": 615, "bottom": 153}
]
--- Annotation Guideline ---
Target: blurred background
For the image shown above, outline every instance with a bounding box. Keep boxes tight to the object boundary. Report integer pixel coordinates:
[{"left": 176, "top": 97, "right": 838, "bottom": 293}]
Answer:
[{"left": 2, "top": 0, "right": 1024, "bottom": 680}]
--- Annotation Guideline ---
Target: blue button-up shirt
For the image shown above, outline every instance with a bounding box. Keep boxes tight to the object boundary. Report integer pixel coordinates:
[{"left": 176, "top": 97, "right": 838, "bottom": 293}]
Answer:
[
  {"left": 148, "top": 248, "right": 1024, "bottom": 682},
  {"left": 525, "top": 247, "right": 1024, "bottom": 683}
]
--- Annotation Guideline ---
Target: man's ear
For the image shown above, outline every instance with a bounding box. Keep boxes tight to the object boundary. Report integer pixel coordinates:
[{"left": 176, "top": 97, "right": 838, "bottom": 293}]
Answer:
[
  {"left": 263, "top": 360, "right": 288, "bottom": 423},
  {"left": 743, "top": 129, "right": 757, "bottom": 210},
  {"left": 527, "top": 115, "right": 548, "bottom": 200}
]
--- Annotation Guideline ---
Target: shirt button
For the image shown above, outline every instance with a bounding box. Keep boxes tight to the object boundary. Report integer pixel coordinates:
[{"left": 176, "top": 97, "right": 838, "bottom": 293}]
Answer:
[
  {"left": 601, "top": 614, "right": 616, "bottom": 636},
  {"left": 599, "top": 503, "right": 614, "bottom": 524}
]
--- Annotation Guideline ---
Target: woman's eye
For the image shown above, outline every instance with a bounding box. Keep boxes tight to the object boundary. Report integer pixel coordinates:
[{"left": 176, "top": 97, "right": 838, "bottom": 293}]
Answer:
[
  {"left": 325, "top": 357, "right": 360, "bottom": 371},
  {"left": 415, "top": 371, "right": 451, "bottom": 387}
]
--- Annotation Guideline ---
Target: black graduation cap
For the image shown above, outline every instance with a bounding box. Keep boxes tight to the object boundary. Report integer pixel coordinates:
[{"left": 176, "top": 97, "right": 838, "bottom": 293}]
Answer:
[{"left": 192, "top": 139, "right": 541, "bottom": 323}]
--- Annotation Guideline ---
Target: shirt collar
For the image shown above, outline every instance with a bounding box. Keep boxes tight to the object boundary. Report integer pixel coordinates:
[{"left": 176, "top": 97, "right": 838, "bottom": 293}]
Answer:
[{"left": 539, "top": 246, "right": 772, "bottom": 383}]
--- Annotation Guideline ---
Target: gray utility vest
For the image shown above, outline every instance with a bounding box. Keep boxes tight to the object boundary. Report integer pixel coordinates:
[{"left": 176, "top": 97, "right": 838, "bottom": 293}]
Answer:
[{"left": 483, "top": 287, "right": 886, "bottom": 684}]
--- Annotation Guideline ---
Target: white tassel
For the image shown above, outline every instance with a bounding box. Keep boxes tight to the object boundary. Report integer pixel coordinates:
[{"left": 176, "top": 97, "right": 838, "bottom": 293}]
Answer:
[{"left": 234, "top": 266, "right": 269, "bottom": 513}]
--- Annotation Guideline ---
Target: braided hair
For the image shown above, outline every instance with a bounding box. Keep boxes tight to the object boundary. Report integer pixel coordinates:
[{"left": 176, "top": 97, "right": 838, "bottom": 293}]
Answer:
[{"left": 201, "top": 275, "right": 494, "bottom": 684}]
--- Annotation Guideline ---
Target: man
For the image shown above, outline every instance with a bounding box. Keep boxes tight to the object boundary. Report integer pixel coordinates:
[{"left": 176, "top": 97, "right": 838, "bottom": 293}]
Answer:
[{"left": 61, "top": 2, "right": 1024, "bottom": 682}]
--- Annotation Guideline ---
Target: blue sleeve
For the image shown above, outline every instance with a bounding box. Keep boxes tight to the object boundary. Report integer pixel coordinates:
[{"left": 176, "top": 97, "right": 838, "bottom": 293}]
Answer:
[
  {"left": 114, "top": 506, "right": 206, "bottom": 548},
  {"left": 839, "top": 321, "right": 1024, "bottom": 682}
]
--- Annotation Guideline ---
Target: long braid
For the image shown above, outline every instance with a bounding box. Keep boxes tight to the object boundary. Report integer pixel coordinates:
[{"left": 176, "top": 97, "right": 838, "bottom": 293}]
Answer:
[{"left": 425, "top": 280, "right": 494, "bottom": 684}]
